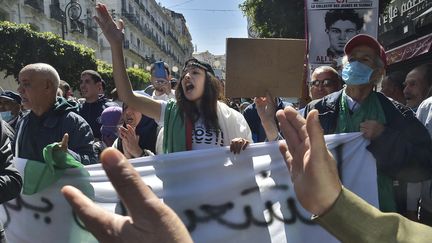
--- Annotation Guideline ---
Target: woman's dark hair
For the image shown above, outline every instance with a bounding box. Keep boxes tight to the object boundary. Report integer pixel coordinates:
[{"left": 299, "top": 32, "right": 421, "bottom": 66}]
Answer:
[{"left": 175, "top": 67, "right": 222, "bottom": 130}]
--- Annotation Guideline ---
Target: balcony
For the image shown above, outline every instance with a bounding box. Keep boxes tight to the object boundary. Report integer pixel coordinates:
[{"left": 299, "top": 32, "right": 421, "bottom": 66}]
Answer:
[
  {"left": 87, "top": 27, "right": 98, "bottom": 41},
  {"left": 25, "top": 0, "right": 44, "bottom": 13},
  {"left": 123, "top": 12, "right": 139, "bottom": 27},
  {"left": 70, "top": 19, "right": 84, "bottom": 34},
  {"left": 50, "top": 4, "right": 64, "bottom": 23}
]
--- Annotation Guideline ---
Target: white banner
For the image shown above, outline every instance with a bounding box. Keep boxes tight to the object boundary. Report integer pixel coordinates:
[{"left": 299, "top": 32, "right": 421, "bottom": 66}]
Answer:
[{"left": 0, "top": 132, "right": 378, "bottom": 243}]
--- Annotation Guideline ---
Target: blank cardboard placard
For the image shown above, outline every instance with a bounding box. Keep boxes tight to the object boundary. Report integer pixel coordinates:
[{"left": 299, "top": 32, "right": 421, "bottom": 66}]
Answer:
[{"left": 225, "top": 38, "right": 306, "bottom": 98}]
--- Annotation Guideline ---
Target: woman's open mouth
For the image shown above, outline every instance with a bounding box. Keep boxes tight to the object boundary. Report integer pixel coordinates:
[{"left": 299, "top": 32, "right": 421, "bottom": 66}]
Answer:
[{"left": 185, "top": 83, "right": 194, "bottom": 92}]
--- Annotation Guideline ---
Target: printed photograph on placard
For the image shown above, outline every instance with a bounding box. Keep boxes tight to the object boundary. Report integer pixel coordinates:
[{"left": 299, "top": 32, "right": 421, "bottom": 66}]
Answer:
[{"left": 308, "top": 8, "right": 378, "bottom": 65}]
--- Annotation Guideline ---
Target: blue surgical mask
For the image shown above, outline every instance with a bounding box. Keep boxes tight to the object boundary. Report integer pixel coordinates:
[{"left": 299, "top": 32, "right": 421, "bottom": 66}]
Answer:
[
  {"left": 0, "top": 111, "right": 14, "bottom": 122},
  {"left": 342, "top": 61, "right": 374, "bottom": 85}
]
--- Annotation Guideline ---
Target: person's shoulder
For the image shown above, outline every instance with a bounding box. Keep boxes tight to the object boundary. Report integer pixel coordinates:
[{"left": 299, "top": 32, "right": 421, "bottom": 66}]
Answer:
[
  {"left": 242, "top": 102, "right": 257, "bottom": 115},
  {"left": 1, "top": 120, "right": 14, "bottom": 141},
  {"left": 309, "top": 90, "right": 342, "bottom": 108},
  {"left": 418, "top": 96, "right": 432, "bottom": 110},
  {"left": 376, "top": 92, "right": 414, "bottom": 117},
  {"left": 63, "top": 110, "right": 91, "bottom": 127}
]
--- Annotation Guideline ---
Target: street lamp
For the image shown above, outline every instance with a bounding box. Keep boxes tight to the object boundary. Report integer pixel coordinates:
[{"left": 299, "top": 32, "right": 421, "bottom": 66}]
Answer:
[
  {"left": 61, "top": 0, "right": 82, "bottom": 40},
  {"left": 171, "top": 66, "right": 179, "bottom": 78}
]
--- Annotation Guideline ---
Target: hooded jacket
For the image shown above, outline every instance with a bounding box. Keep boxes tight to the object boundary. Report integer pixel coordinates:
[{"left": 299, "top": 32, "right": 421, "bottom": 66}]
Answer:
[
  {"left": 13, "top": 97, "right": 96, "bottom": 165},
  {"left": 79, "top": 95, "right": 118, "bottom": 140}
]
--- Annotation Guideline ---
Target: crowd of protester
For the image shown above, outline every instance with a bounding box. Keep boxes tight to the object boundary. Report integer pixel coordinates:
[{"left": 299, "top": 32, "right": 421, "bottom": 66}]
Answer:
[{"left": 0, "top": 2, "right": 432, "bottom": 242}]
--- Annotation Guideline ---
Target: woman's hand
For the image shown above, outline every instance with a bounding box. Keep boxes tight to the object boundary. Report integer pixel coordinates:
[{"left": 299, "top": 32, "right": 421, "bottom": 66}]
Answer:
[
  {"left": 230, "top": 137, "right": 249, "bottom": 154},
  {"left": 94, "top": 3, "right": 124, "bottom": 45},
  {"left": 119, "top": 125, "right": 142, "bottom": 158}
]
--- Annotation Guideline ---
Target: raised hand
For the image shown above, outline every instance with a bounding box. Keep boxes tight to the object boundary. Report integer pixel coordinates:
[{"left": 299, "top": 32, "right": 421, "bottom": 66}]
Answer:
[
  {"left": 255, "top": 93, "right": 277, "bottom": 124},
  {"left": 276, "top": 107, "right": 342, "bottom": 215},
  {"left": 255, "top": 93, "right": 279, "bottom": 141},
  {"left": 61, "top": 148, "right": 193, "bottom": 243},
  {"left": 94, "top": 3, "right": 124, "bottom": 45},
  {"left": 53, "top": 133, "right": 69, "bottom": 152}
]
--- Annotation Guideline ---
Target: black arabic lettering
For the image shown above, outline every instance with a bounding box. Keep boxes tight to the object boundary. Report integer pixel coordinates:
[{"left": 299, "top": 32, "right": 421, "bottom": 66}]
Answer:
[
  {"left": 183, "top": 184, "right": 314, "bottom": 232},
  {"left": 3, "top": 195, "right": 54, "bottom": 227}
]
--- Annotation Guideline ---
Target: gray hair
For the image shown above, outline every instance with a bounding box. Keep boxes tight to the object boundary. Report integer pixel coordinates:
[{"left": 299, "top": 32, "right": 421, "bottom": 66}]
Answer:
[{"left": 20, "top": 63, "right": 60, "bottom": 90}]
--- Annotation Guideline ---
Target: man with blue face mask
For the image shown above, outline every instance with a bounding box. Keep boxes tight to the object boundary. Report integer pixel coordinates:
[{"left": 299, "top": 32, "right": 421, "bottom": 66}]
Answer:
[
  {"left": 303, "top": 34, "right": 432, "bottom": 213},
  {"left": 0, "top": 90, "right": 23, "bottom": 129}
]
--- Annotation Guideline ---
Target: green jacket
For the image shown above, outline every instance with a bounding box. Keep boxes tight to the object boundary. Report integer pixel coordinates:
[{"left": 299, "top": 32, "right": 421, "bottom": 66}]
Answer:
[{"left": 314, "top": 187, "right": 432, "bottom": 242}]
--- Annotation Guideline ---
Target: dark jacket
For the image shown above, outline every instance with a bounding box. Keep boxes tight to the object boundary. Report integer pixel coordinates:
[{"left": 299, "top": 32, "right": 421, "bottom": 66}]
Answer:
[
  {"left": 243, "top": 98, "right": 287, "bottom": 143},
  {"left": 0, "top": 120, "right": 22, "bottom": 202},
  {"left": 13, "top": 97, "right": 97, "bottom": 165},
  {"left": 116, "top": 115, "right": 158, "bottom": 155},
  {"left": 0, "top": 120, "right": 23, "bottom": 237},
  {"left": 304, "top": 90, "right": 432, "bottom": 181},
  {"left": 79, "top": 95, "right": 118, "bottom": 140}
]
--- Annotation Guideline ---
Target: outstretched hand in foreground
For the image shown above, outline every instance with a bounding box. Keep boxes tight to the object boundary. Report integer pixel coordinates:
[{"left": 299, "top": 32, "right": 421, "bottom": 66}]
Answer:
[
  {"left": 276, "top": 107, "right": 342, "bottom": 215},
  {"left": 61, "top": 148, "right": 193, "bottom": 243}
]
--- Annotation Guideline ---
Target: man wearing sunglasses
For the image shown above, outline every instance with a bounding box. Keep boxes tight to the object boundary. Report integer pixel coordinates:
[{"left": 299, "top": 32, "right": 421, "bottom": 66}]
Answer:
[
  {"left": 149, "top": 61, "right": 175, "bottom": 102},
  {"left": 309, "top": 66, "right": 343, "bottom": 100}
]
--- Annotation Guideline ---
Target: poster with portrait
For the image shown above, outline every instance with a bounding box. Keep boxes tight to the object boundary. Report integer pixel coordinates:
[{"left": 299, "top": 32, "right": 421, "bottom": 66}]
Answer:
[{"left": 306, "top": 0, "right": 379, "bottom": 77}]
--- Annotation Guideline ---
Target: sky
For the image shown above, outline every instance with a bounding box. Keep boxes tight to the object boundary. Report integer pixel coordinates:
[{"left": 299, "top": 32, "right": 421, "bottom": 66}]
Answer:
[{"left": 157, "top": 0, "right": 248, "bottom": 55}]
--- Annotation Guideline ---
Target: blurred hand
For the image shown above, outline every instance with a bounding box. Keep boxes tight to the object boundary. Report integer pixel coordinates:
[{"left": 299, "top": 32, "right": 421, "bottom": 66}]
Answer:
[
  {"left": 61, "top": 148, "right": 192, "bottom": 243},
  {"left": 360, "top": 120, "right": 385, "bottom": 140},
  {"left": 119, "top": 125, "right": 142, "bottom": 158},
  {"left": 276, "top": 107, "right": 342, "bottom": 215},
  {"left": 94, "top": 3, "right": 124, "bottom": 45},
  {"left": 230, "top": 137, "right": 249, "bottom": 154},
  {"left": 255, "top": 93, "right": 279, "bottom": 141},
  {"left": 255, "top": 93, "right": 276, "bottom": 125}
]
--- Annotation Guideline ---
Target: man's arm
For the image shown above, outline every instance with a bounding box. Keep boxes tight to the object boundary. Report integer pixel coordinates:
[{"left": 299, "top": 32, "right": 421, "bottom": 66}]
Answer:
[
  {"left": 276, "top": 107, "right": 432, "bottom": 242},
  {"left": 65, "top": 114, "right": 98, "bottom": 165},
  {"left": 367, "top": 102, "right": 432, "bottom": 181},
  {"left": 315, "top": 187, "right": 432, "bottom": 243}
]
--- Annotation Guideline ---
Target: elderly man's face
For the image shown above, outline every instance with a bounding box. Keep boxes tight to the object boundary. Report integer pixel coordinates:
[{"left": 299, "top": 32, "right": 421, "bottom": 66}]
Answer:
[
  {"left": 403, "top": 69, "right": 429, "bottom": 109},
  {"left": 327, "top": 20, "right": 359, "bottom": 54},
  {"left": 309, "top": 70, "right": 341, "bottom": 100},
  {"left": 347, "top": 45, "right": 377, "bottom": 69},
  {"left": 17, "top": 70, "right": 49, "bottom": 111}
]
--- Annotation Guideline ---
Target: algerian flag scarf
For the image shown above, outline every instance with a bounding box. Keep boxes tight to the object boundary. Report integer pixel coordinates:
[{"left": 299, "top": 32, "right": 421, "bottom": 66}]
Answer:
[
  {"left": 19, "top": 143, "right": 92, "bottom": 195},
  {"left": 162, "top": 100, "right": 193, "bottom": 153},
  {"left": 336, "top": 90, "right": 396, "bottom": 212}
]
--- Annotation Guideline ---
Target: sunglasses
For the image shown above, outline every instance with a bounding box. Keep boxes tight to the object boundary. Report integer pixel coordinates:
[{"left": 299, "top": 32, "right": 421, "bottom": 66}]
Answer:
[{"left": 309, "top": 79, "right": 335, "bottom": 87}]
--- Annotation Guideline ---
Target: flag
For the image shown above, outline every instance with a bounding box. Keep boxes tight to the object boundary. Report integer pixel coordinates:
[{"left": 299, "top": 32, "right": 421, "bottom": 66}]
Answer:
[{"left": 0, "top": 132, "right": 377, "bottom": 243}]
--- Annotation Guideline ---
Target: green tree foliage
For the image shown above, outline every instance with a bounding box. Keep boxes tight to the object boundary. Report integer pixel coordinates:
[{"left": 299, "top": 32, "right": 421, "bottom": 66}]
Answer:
[
  {"left": 240, "top": 0, "right": 392, "bottom": 39},
  {"left": 0, "top": 21, "right": 97, "bottom": 88},
  {"left": 97, "top": 59, "right": 151, "bottom": 93},
  {"left": 0, "top": 21, "right": 150, "bottom": 94},
  {"left": 240, "top": 0, "right": 305, "bottom": 38}
]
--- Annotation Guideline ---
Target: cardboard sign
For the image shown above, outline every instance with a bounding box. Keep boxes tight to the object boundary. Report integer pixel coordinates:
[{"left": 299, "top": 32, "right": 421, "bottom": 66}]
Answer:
[{"left": 225, "top": 38, "right": 306, "bottom": 98}]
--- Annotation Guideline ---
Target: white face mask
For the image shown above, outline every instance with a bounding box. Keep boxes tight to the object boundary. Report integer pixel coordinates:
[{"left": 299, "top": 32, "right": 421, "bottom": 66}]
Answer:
[{"left": 0, "top": 111, "right": 14, "bottom": 122}]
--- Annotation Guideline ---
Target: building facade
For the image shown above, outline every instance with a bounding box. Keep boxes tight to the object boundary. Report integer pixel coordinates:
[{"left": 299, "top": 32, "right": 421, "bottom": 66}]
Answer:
[
  {"left": 0, "top": 0, "right": 193, "bottom": 90},
  {"left": 193, "top": 50, "right": 226, "bottom": 79},
  {"left": 378, "top": 0, "right": 431, "bottom": 73}
]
